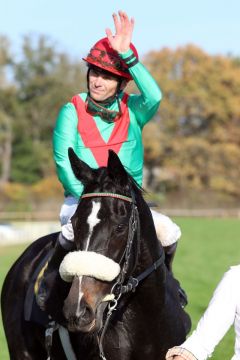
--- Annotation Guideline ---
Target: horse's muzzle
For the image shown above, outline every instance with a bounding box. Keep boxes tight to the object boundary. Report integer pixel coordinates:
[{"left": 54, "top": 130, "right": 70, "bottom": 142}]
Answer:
[
  {"left": 62, "top": 275, "right": 108, "bottom": 333},
  {"left": 63, "top": 296, "right": 96, "bottom": 333}
]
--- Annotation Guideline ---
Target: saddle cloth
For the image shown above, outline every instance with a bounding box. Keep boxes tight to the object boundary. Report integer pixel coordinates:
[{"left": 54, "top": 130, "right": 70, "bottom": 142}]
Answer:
[{"left": 24, "top": 249, "right": 54, "bottom": 327}]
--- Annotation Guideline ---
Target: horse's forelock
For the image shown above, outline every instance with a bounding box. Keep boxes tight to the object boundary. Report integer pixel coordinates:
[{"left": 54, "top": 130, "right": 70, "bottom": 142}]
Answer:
[
  {"left": 93, "top": 167, "right": 131, "bottom": 197},
  {"left": 82, "top": 164, "right": 142, "bottom": 201}
]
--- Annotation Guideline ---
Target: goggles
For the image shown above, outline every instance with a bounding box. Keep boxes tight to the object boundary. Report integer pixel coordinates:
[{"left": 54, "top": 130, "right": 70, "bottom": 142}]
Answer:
[{"left": 85, "top": 95, "right": 122, "bottom": 123}]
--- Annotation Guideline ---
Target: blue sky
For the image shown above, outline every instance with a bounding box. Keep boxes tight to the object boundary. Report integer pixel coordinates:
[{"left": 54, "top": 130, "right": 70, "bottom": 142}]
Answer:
[{"left": 1, "top": 0, "right": 240, "bottom": 60}]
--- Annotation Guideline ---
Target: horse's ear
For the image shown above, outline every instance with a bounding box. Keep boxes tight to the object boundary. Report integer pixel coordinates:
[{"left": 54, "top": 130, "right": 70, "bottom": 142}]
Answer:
[
  {"left": 107, "top": 150, "right": 128, "bottom": 185},
  {"left": 68, "top": 148, "right": 95, "bottom": 185}
]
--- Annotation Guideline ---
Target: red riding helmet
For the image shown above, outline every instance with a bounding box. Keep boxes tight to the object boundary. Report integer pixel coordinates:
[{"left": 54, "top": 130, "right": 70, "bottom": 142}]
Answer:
[{"left": 83, "top": 37, "right": 138, "bottom": 80}]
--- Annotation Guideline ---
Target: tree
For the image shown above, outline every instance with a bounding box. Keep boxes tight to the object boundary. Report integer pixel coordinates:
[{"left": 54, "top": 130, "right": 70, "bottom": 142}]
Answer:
[
  {"left": 143, "top": 45, "right": 240, "bottom": 197},
  {"left": 0, "top": 36, "right": 15, "bottom": 184},
  {"left": 11, "top": 34, "right": 86, "bottom": 182}
]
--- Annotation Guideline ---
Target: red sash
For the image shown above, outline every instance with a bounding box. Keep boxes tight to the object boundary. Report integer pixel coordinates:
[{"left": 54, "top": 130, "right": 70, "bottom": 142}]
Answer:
[{"left": 71, "top": 94, "right": 130, "bottom": 166}]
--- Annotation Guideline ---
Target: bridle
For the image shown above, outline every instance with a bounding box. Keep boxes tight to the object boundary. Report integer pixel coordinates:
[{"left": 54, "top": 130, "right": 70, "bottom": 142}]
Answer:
[{"left": 81, "top": 191, "right": 165, "bottom": 360}]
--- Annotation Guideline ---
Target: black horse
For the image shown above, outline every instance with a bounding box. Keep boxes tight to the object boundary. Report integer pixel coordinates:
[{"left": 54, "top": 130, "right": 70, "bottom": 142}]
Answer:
[{"left": 1, "top": 149, "right": 191, "bottom": 360}]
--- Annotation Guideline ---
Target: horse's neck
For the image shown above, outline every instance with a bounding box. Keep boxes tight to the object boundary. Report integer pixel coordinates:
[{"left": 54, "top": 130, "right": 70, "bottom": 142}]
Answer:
[
  {"left": 135, "top": 203, "right": 167, "bottom": 299},
  {"left": 138, "top": 204, "right": 164, "bottom": 269},
  {"left": 125, "top": 267, "right": 166, "bottom": 326}
]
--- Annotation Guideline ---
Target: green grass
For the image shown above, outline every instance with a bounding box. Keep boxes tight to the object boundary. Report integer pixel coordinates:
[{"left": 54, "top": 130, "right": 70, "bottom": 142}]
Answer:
[
  {"left": 173, "top": 217, "right": 240, "bottom": 359},
  {"left": 1, "top": 218, "right": 240, "bottom": 359}
]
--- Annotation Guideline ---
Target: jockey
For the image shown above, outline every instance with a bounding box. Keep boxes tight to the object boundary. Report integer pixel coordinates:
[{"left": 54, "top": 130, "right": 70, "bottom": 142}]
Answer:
[{"left": 37, "top": 11, "right": 186, "bottom": 309}]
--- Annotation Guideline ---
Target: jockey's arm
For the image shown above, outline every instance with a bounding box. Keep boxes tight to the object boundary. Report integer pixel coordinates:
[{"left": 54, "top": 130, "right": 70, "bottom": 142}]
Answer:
[
  {"left": 107, "top": 10, "right": 162, "bottom": 127},
  {"left": 120, "top": 49, "right": 162, "bottom": 128},
  {"left": 53, "top": 103, "right": 83, "bottom": 199}
]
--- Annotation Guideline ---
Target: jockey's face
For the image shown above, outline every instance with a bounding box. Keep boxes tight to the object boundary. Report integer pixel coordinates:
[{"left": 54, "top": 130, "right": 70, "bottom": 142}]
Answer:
[{"left": 88, "top": 67, "right": 120, "bottom": 101}]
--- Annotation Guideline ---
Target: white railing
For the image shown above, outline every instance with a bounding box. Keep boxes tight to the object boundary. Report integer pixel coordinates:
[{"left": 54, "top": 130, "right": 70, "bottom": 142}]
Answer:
[
  {"left": 0, "top": 221, "right": 60, "bottom": 245},
  {"left": 1, "top": 208, "right": 240, "bottom": 221},
  {"left": 1, "top": 208, "right": 240, "bottom": 246}
]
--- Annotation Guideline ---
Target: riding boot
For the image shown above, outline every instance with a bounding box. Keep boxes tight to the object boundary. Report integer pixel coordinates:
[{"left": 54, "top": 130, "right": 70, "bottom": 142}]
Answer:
[
  {"left": 36, "top": 234, "right": 74, "bottom": 311},
  {"left": 163, "top": 243, "right": 188, "bottom": 308}
]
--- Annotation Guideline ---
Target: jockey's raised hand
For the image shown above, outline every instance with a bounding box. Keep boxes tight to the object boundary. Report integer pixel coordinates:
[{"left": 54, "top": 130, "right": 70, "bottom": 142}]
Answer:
[{"left": 105, "top": 10, "right": 135, "bottom": 53}]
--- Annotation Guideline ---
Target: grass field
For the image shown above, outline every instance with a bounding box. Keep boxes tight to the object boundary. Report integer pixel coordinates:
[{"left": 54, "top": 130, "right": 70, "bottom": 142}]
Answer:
[{"left": 1, "top": 217, "right": 240, "bottom": 359}]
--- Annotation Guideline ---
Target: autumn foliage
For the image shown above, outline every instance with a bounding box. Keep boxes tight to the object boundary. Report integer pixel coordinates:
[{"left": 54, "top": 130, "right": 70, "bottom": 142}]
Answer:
[{"left": 143, "top": 45, "right": 240, "bottom": 197}]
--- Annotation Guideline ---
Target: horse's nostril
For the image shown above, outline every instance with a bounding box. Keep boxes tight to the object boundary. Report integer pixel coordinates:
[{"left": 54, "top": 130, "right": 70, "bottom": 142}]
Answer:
[
  {"left": 81, "top": 302, "right": 93, "bottom": 319},
  {"left": 64, "top": 300, "right": 96, "bottom": 333},
  {"left": 69, "top": 316, "right": 80, "bottom": 327},
  {"left": 78, "top": 300, "right": 95, "bottom": 323},
  {"left": 63, "top": 297, "right": 95, "bottom": 325}
]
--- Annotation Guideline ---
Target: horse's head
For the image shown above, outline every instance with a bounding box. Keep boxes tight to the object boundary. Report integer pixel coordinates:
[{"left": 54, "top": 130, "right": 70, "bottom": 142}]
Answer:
[{"left": 59, "top": 148, "right": 146, "bottom": 333}]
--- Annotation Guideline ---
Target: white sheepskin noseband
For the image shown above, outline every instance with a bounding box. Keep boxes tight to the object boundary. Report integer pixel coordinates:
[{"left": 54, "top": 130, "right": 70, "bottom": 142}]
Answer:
[{"left": 59, "top": 251, "right": 121, "bottom": 282}]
